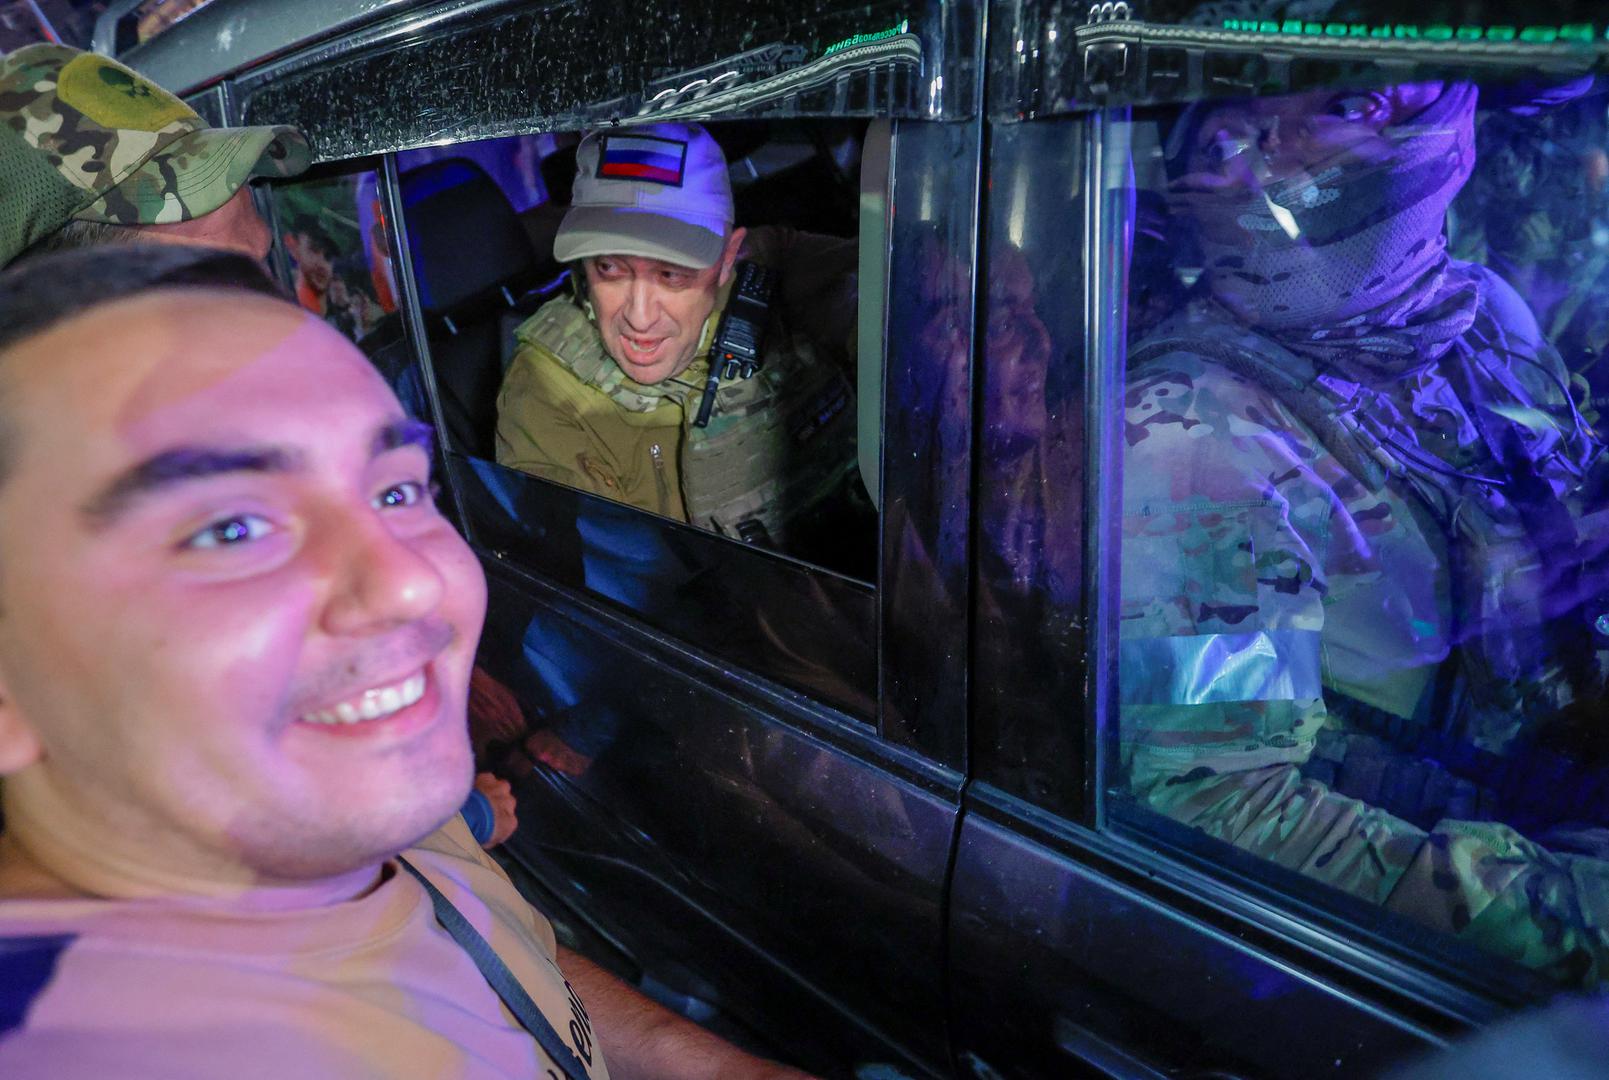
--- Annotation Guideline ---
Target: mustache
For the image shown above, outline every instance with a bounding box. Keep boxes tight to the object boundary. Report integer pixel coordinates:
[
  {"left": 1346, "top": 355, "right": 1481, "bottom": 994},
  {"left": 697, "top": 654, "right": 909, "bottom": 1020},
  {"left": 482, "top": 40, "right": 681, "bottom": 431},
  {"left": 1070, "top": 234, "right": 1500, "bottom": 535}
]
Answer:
[{"left": 285, "top": 618, "right": 458, "bottom": 714}]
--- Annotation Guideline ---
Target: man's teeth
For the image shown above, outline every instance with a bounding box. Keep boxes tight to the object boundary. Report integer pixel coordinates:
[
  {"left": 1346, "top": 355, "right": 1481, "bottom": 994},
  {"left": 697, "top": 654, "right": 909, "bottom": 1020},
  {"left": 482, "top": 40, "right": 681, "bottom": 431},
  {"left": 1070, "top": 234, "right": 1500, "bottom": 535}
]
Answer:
[
  {"left": 301, "top": 672, "right": 427, "bottom": 725},
  {"left": 626, "top": 338, "right": 658, "bottom": 353}
]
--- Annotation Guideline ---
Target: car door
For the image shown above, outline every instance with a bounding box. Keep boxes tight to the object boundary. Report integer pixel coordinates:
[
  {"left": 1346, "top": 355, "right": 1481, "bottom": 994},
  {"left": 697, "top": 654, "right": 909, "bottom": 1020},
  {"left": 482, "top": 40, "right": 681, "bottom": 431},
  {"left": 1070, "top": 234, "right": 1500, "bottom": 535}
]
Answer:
[{"left": 948, "top": 2, "right": 1609, "bottom": 1076}]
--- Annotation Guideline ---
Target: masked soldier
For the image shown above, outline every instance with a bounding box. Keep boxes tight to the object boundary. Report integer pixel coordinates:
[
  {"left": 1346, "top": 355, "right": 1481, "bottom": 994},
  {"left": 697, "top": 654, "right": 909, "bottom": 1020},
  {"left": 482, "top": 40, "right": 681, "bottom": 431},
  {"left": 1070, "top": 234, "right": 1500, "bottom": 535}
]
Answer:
[{"left": 1120, "top": 81, "right": 1609, "bottom": 984}]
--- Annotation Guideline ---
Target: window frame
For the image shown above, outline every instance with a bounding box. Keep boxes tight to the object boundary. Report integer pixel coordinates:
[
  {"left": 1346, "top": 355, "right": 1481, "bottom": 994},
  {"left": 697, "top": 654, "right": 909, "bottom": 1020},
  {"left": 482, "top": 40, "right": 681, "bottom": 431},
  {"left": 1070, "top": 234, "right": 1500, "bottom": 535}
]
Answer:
[
  {"left": 968, "top": 0, "right": 1609, "bottom": 1021},
  {"left": 215, "top": 10, "right": 982, "bottom": 767}
]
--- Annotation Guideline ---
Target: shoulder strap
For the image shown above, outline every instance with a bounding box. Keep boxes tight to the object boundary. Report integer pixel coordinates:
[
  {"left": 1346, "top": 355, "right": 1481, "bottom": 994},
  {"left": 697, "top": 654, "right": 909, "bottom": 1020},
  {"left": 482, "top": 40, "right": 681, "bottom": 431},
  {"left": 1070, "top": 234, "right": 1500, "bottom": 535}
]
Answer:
[
  {"left": 0, "top": 934, "right": 72, "bottom": 1040},
  {"left": 397, "top": 857, "right": 592, "bottom": 1080},
  {"left": 520, "top": 299, "right": 611, "bottom": 380}
]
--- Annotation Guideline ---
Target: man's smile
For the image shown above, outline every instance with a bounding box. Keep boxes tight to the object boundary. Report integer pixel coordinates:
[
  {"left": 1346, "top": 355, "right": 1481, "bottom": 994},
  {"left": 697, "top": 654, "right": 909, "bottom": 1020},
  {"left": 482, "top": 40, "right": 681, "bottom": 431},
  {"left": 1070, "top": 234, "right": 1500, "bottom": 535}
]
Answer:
[
  {"left": 288, "top": 663, "right": 447, "bottom": 744},
  {"left": 300, "top": 669, "right": 427, "bottom": 726}
]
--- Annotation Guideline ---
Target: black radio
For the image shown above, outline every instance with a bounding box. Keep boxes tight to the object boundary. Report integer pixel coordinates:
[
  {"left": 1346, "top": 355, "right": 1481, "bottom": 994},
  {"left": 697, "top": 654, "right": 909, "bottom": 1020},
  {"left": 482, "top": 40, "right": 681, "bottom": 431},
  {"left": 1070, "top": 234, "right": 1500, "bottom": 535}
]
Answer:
[{"left": 693, "top": 260, "right": 778, "bottom": 428}]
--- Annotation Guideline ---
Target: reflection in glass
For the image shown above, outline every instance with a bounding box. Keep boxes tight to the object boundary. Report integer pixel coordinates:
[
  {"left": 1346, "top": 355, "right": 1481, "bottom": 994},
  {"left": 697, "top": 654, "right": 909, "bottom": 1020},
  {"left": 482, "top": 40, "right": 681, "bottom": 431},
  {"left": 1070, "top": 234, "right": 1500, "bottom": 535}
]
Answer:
[
  {"left": 269, "top": 171, "right": 394, "bottom": 343},
  {"left": 1114, "top": 79, "right": 1609, "bottom": 986},
  {"left": 967, "top": 117, "right": 1089, "bottom": 806},
  {"left": 134, "top": 0, "right": 222, "bottom": 44}
]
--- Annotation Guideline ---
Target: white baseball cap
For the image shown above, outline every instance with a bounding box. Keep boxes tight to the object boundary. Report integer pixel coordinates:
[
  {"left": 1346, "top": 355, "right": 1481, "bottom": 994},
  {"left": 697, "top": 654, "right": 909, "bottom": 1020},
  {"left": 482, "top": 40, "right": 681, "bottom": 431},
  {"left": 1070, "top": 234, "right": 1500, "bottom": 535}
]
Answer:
[{"left": 553, "top": 122, "right": 734, "bottom": 270}]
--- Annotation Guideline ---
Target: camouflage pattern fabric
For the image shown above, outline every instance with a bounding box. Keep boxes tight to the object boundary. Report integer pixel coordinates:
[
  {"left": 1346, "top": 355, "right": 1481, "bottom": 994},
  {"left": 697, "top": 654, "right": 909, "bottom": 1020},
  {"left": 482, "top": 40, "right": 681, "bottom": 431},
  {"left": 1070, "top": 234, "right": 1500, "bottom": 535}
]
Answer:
[
  {"left": 1120, "top": 270, "right": 1609, "bottom": 986},
  {"left": 497, "top": 292, "right": 692, "bottom": 519},
  {"left": 0, "top": 44, "right": 309, "bottom": 266},
  {"left": 679, "top": 319, "right": 858, "bottom": 543}
]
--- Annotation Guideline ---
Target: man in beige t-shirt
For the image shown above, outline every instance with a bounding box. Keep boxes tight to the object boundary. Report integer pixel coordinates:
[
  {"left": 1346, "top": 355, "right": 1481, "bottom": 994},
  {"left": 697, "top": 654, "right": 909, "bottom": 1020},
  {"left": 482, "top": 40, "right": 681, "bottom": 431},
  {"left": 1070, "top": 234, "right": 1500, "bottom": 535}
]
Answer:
[{"left": 0, "top": 244, "right": 813, "bottom": 1080}]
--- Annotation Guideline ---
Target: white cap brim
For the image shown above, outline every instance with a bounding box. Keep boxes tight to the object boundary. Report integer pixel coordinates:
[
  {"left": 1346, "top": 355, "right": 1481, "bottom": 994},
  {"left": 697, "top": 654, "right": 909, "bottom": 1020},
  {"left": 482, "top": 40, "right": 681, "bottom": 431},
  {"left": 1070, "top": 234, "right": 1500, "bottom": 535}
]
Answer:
[{"left": 554, "top": 205, "right": 727, "bottom": 269}]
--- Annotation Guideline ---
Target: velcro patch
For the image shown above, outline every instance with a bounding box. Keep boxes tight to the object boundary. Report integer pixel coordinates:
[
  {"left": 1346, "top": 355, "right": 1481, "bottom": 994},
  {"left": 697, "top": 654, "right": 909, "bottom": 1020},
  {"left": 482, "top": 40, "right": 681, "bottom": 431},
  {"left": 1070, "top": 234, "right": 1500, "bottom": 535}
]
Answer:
[
  {"left": 55, "top": 53, "right": 195, "bottom": 132},
  {"left": 597, "top": 134, "right": 687, "bottom": 186}
]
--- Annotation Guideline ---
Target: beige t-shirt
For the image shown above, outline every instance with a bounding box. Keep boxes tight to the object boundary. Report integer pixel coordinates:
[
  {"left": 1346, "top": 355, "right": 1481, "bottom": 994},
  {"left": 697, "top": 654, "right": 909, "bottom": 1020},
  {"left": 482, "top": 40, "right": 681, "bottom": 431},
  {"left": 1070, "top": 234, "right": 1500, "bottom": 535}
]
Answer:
[{"left": 0, "top": 817, "right": 608, "bottom": 1079}]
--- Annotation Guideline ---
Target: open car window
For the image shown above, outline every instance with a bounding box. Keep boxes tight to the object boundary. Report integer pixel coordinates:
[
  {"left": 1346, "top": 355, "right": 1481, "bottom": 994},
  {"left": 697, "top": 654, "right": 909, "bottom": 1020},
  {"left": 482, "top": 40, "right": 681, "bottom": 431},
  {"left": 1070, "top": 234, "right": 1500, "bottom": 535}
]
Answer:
[{"left": 392, "top": 121, "right": 879, "bottom": 584}]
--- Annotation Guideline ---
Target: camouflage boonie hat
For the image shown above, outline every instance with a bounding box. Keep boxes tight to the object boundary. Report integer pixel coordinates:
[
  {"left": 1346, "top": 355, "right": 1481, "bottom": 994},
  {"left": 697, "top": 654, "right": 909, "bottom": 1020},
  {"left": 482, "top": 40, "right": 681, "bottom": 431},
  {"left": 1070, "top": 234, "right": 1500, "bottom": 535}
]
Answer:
[{"left": 0, "top": 44, "right": 311, "bottom": 268}]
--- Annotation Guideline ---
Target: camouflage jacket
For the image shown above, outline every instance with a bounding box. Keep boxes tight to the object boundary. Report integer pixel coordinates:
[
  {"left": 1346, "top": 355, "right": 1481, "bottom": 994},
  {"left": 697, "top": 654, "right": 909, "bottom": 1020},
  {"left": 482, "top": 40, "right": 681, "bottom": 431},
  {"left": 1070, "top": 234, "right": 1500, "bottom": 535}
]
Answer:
[
  {"left": 494, "top": 227, "right": 862, "bottom": 550},
  {"left": 1120, "top": 268, "right": 1609, "bottom": 986}
]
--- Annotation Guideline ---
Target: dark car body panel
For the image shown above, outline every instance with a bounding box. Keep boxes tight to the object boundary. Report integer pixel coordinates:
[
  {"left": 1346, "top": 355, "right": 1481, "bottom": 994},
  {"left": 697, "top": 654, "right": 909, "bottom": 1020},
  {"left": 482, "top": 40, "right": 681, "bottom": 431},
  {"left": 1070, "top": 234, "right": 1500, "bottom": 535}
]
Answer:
[{"left": 478, "top": 552, "right": 959, "bottom": 1073}]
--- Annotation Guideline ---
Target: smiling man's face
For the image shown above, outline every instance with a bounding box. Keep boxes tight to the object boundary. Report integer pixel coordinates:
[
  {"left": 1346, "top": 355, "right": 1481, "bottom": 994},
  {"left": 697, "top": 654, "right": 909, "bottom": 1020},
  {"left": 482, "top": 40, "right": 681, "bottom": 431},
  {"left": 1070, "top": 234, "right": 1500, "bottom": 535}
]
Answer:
[
  {"left": 0, "top": 289, "right": 486, "bottom": 889},
  {"left": 582, "top": 227, "right": 745, "bottom": 386}
]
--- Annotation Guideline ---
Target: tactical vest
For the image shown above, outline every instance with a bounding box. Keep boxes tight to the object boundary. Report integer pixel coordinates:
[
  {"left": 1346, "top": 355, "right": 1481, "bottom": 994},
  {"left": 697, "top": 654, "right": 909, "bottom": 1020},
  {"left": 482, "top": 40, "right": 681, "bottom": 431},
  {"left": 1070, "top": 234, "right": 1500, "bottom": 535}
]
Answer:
[{"left": 525, "top": 294, "right": 861, "bottom": 550}]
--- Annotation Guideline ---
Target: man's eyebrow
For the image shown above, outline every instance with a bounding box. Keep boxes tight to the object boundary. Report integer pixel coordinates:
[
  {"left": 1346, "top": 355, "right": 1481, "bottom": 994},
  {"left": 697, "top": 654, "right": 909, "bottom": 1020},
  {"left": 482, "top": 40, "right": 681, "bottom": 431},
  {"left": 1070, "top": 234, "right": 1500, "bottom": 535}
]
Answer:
[
  {"left": 79, "top": 446, "right": 301, "bottom": 526},
  {"left": 372, "top": 418, "right": 435, "bottom": 459}
]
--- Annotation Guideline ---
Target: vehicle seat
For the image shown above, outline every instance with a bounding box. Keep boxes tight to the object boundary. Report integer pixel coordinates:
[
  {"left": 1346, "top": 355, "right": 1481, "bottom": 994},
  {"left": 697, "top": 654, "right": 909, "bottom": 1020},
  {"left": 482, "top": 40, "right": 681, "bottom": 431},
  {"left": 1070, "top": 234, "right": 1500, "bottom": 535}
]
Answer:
[{"left": 400, "top": 157, "right": 561, "bottom": 459}]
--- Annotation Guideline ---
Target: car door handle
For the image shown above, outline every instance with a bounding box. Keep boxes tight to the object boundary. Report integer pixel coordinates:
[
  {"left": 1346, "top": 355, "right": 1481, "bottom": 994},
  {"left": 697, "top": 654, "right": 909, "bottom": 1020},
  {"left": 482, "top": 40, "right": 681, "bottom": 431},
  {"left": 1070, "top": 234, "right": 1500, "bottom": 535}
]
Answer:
[
  {"left": 1054, "top": 1015, "right": 1171, "bottom": 1079},
  {"left": 1054, "top": 1015, "right": 1252, "bottom": 1080}
]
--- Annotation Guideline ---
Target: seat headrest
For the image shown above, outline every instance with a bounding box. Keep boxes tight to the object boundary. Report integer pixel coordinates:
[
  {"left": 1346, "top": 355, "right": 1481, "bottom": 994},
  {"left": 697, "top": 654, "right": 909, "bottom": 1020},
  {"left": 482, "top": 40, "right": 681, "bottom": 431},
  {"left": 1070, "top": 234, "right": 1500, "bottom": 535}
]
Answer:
[{"left": 400, "top": 157, "right": 535, "bottom": 315}]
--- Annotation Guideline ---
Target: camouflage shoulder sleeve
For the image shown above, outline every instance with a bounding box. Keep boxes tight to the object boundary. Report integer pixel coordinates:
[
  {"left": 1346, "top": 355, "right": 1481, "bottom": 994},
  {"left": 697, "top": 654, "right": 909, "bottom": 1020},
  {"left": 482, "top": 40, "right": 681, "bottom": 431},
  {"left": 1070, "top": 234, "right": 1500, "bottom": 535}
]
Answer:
[
  {"left": 1120, "top": 350, "right": 1340, "bottom": 909},
  {"left": 1143, "top": 762, "right": 1609, "bottom": 982},
  {"left": 1120, "top": 347, "right": 1609, "bottom": 984},
  {"left": 1387, "top": 819, "right": 1609, "bottom": 986},
  {"left": 513, "top": 296, "right": 617, "bottom": 387},
  {"left": 1120, "top": 351, "right": 1335, "bottom": 786}
]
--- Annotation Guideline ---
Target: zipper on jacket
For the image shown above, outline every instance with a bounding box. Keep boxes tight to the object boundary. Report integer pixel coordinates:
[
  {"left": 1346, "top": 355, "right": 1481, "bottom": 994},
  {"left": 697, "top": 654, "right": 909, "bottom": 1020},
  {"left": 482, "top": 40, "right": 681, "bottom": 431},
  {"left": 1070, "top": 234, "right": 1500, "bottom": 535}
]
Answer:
[{"left": 649, "top": 443, "right": 671, "bottom": 516}]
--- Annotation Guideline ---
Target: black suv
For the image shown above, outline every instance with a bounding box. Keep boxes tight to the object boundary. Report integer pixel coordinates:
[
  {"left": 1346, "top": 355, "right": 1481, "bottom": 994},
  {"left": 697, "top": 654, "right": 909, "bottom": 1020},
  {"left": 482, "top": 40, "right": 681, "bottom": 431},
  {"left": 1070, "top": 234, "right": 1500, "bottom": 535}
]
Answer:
[{"left": 106, "top": 0, "right": 1609, "bottom": 1074}]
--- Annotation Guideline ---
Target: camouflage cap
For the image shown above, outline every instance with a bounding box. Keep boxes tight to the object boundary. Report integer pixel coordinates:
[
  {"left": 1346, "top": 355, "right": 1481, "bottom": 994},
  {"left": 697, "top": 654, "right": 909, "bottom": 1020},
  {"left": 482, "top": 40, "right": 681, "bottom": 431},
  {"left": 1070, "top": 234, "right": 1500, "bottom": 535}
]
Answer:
[{"left": 0, "top": 44, "right": 311, "bottom": 268}]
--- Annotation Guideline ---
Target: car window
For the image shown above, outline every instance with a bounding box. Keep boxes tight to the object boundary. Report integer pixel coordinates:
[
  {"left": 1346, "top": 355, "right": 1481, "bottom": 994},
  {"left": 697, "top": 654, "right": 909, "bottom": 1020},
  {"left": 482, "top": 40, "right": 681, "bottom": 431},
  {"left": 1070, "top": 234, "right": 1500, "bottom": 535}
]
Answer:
[
  {"left": 1107, "top": 75, "right": 1609, "bottom": 990},
  {"left": 131, "top": 0, "right": 220, "bottom": 43},
  {"left": 394, "top": 121, "right": 879, "bottom": 584}
]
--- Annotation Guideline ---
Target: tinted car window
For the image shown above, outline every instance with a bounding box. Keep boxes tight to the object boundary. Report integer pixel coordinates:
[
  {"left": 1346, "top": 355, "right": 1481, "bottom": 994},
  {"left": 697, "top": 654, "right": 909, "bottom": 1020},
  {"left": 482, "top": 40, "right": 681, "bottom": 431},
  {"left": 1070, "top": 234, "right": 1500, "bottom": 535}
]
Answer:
[
  {"left": 1110, "top": 76, "right": 1609, "bottom": 988},
  {"left": 133, "top": 0, "right": 220, "bottom": 43},
  {"left": 964, "top": 114, "right": 1090, "bottom": 812}
]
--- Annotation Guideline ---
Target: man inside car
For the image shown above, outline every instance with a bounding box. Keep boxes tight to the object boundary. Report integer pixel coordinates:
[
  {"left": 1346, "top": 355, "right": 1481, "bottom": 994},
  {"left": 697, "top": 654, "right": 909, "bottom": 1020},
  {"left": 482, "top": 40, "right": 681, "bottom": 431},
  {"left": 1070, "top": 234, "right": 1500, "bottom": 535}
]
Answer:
[
  {"left": 0, "top": 243, "right": 815, "bottom": 1080},
  {"left": 494, "top": 122, "right": 869, "bottom": 570},
  {"left": 1120, "top": 80, "right": 1609, "bottom": 982}
]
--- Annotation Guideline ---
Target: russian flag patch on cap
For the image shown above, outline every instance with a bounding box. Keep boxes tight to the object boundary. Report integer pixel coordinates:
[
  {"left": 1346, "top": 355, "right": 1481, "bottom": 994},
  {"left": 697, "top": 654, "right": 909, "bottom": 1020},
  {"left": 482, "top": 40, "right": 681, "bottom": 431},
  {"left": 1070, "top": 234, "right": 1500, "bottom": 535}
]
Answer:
[{"left": 597, "top": 134, "right": 688, "bottom": 186}]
